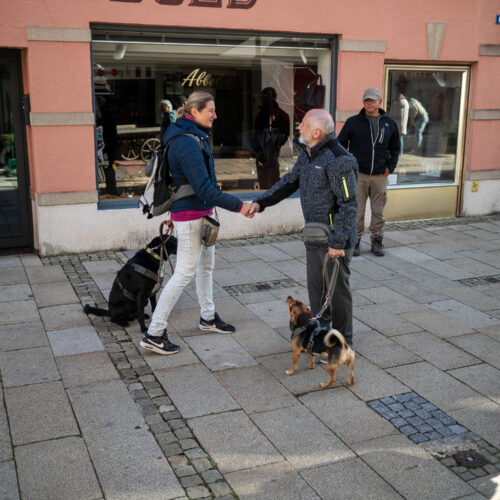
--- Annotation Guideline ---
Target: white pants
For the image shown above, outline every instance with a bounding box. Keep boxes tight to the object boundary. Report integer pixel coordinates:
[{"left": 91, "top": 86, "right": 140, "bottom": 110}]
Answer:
[{"left": 147, "top": 218, "right": 215, "bottom": 336}]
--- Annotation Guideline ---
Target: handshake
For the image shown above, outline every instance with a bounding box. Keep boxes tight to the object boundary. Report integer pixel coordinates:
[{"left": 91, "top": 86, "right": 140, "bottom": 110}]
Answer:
[{"left": 239, "top": 202, "right": 260, "bottom": 218}]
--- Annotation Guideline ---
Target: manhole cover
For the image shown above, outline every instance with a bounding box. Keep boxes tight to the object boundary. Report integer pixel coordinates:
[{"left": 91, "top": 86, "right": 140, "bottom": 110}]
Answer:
[{"left": 454, "top": 450, "right": 486, "bottom": 467}]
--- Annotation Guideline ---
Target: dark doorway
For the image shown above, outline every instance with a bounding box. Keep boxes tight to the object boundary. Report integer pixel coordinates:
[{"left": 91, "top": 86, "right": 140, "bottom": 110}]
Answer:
[{"left": 0, "top": 50, "right": 32, "bottom": 249}]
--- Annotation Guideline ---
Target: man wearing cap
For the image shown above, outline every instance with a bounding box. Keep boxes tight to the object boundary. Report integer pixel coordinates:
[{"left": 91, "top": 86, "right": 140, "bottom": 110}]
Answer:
[{"left": 338, "top": 87, "right": 400, "bottom": 256}]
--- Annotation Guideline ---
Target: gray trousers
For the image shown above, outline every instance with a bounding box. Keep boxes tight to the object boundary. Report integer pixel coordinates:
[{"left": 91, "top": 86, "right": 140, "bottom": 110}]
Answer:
[{"left": 306, "top": 246, "right": 353, "bottom": 344}]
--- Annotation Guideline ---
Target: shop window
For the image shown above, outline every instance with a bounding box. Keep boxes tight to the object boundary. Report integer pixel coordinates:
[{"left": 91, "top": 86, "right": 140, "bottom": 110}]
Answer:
[
  {"left": 385, "top": 66, "right": 469, "bottom": 187},
  {"left": 91, "top": 28, "right": 333, "bottom": 202}
]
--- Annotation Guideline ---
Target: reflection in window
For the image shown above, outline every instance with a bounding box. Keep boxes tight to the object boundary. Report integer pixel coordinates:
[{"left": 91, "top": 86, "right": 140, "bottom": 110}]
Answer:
[
  {"left": 91, "top": 29, "right": 332, "bottom": 201},
  {"left": 385, "top": 67, "right": 468, "bottom": 186}
]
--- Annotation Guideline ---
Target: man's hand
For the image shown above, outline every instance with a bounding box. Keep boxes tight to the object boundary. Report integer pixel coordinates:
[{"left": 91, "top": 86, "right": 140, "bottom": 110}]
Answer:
[
  {"left": 239, "top": 202, "right": 254, "bottom": 218},
  {"left": 328, "top": 247, "right": 345, "bottom": 259},
  {"left": 384, "top": 168, "right": 390, "bottom": 177},
  {"left": 249, "top": 202, "right": 260, "bottom": 215},
  {"left": 162, "top": 220, "right": 174, "bottom": 230}
]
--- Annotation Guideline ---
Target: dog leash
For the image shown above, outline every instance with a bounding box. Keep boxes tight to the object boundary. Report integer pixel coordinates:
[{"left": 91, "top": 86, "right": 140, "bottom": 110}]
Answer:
[
  {"left": 151, "top": 222, "right": 175, "bottom": 295},
  {"left": 312, "top": 254, "right": 340, "bottom": 322}
]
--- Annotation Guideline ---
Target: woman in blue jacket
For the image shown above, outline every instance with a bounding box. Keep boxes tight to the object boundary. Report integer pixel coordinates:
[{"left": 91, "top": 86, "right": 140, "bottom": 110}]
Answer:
[{"left": 140, "top": 91, "right": 253, "bottom": 355}]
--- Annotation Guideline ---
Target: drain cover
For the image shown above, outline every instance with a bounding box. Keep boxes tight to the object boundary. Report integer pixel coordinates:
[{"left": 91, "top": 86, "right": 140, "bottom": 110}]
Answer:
[{"left": 454, "top": 450, "right": 486, "bottom": 467}]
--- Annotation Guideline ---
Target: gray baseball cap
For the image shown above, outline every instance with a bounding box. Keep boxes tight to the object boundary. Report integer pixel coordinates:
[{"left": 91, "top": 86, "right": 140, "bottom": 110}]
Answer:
[{"left": 363, "top": 87, "right": 381, "bottom": 100}]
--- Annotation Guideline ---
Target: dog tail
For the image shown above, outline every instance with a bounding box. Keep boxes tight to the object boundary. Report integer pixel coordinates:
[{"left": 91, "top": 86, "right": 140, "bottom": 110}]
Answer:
[
  {"left": 324, "top": 329, "right": 347, "bottom": 349},
  {"left": 84, "top": 304, "right": 110, "bottom": 317}
]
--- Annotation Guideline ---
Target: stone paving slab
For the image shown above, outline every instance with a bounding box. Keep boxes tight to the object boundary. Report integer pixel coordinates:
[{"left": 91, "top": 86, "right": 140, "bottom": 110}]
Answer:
[
  {"left": 0, "top": 320, "right": 48, "bottom": 351},
  {"left": 349, "top": 270, "right": 378, "bottom": 290},
  {"left": 268, "top": 283, "right": 309, "bottom": 301},
  {"left": 351, "top": 258, "right": 401, "bottom": 281},
  {"left": 479, "top": 323, "right": 500, "bottom": 342},
  {"left": 225, "top": 461, "right": 320, "bottom": 500},
  {"left": 0, "top": 268, "right": 27, "bottom": 285},
  {"left": 185, "top": 333, "right": 258, "bottom": 371},
  {"left": 462, "top": 249, "right": 500, "bottom": 269},
  {"left": 15, "top": 436, "right": 102, "bottom": 500},
  {"left": 446, "top": 256, "right": 500, "bottom": 277},
  {"left": 429, "top": 300, "right": 500, "bottom": 329},
  {"left": 299, "top": 387, "right": 397, "bottom": 444},
  {"left": 269, "top": 240, "right": 307, "bottom": 258},
  {"left": 231, "top": 320, "right": 290, "bottom": 357},
  {"left": 449, "top": 401, "right": 500, "bottom": 447},
  {"left": 25, "top": 264, "right": 67, "bottom": 284},
  {"left": 439, "top": 285, "right": 500, "bottom": 312},
  {"left": 408, "top": 242, "right": 460, "bottom": 260},
  {"left": 56, "top": 351, "right": 120, "bottom": 388},
  {"left": 244, "top": 243, "right": 295, "bottom": 262},
  {"left": 257, "top": 352, "right": 338, "bottom": 394},
  {"left": 354, "top": 304, "right": 422, "bottom": 336},
  {"left": 213, "top": 267, "right": 259, "bottom": 286},
  {"left": 352, "top": 434, "right": 475, "bottom": 499},
  {"left": 447, "top": 363, "right": 500, "bottom": 405},
  {"left": 215, "top": 365, "right": 298, "bottom": 414},
  {"left": 188, "top": 410, "right": 282, "bottom": 474},
  {"left": 47, "top": 325, "right": 104, "bottom": 357},
  {"left": 0, "top": 346, "right": 60, "bottom": 387},
  {"left": 385, "top": 246, "right": 436, "bottom": 263},
  {"left": 383, "top": 277, "right": 449, "bottom": 304},
  {"left": 82, "top": 259, "right": 122, "bottom": 274},
  {"left": 155, "top": 363, "right": 240, "bottom": 418},
  {"left": 91, "top": 271, "right": 117, "bottom": 292},
  {"left": 0, "top": 388, "right": 12, "bottom": 462},
  {"left": 397, "top": 266, "right": 459, "bottom": 290},
  {"left": 467, "top": 472, "right": 500, "bottom": 499},
  {"left": 415, "top": 258, "right": 477, "bottom": 280},
  {"left": 215, "top": 246, "right": 257, "bottom": 262},
  {"left": 0, "top": 461, "right": 19, "bottom": 500},
  {"left": 393, "top": 331, "right": 480, "bottom": 370},
  {"left": 5, "top": 381, "right": 79, "bottom": 445},
  {"left": 30, "top": 280, "right": 79, "bottom": 307},
  {"left": 267, "top": 259, "right": 308, "bottom": 282},
  {"left": 246, "top": 299, "right": 294, "bottom": 329},
  {"left": 356, "top": 286, "right": 422, "bottom": 313},
  {"left": 0, "top": 299, "right": 39, "bottom": 326},
  {"left": 0, "top": 255, "right": 22, "bottom": 267},
  {"left": 0, "top": 283, "right": 33, "bottom": 302},
  {"left": 233, "top": 289, "right": 277, "bottom": 305},
  {"left": 20, "top": 255, "right": 43, "bottom": 267},
  {"left": 300, "top": 458, "right": 403, "bottom": 500},
  {"left": 387, "top": 362, "right": 489, "bottom": 412},
  {"left": 448, "top": 333, "right": 500, "bottom": 369},
  {"left": 39, "top": 303, "right": 91, "bottom": 332},
  {"left": 400, "top": 308, "right": 476, "bottom": 338},
  {"left": 234, "top": 259, "right": 289, "bottom": 283},
  {"left": 354, "top": 330, "right": 420, "bottom": 368},
  {"left": 67, "top": 380, "right": 148, "bottom": 439},
  {"left": 86, "top": 429, "right": 184, "bottom": 500},
  {"left": 251, "top": 405, "right": 355, "bottom": 470}
]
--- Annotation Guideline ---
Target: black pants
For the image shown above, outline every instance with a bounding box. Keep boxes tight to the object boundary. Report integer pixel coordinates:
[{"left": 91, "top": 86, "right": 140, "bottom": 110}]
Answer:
[{"left": 306, "top": 246, "right": 353, "bottom": 344}]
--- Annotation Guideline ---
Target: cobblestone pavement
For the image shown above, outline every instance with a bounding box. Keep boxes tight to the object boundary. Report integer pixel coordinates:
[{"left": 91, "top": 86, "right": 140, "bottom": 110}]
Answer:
[{"left": 1, "top": 214, "right": 500, "bottom": 499}]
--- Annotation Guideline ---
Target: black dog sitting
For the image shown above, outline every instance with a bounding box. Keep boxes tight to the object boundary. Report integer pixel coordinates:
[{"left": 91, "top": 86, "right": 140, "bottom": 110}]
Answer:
[{"left": 84, "top": 234, "right": 177, "bottom": 332}]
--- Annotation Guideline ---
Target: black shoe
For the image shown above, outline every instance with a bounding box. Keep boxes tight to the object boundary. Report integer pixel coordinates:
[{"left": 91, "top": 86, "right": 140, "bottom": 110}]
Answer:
[
  {"left": 353, "top": 243, "right": 360, "bottom": 257},
  {"left": 371, "top": 238, "right": 385, "bottom": 257},
  {"left": 199, "top": 312, "right": 235, "bottom": 333},
  {"left": 140, "top": 330, "right": 180, "bottom": 355}
]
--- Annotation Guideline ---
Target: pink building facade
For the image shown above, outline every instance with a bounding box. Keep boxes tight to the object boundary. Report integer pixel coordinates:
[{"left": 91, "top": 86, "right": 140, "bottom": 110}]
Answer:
[{"left": 1, "top": 0, "right": 499, "bottom": 254}]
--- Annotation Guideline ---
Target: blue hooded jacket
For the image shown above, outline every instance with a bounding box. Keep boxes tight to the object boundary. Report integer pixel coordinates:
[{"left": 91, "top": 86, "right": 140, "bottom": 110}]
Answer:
[{"left": 162, "top": 117, "right": 242, "bottom": 213}]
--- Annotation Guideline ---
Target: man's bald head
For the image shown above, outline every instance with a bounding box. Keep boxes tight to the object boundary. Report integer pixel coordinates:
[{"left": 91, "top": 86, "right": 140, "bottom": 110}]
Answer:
[{"left": 298, "top": 109, "right": 335, "bottom": 148}]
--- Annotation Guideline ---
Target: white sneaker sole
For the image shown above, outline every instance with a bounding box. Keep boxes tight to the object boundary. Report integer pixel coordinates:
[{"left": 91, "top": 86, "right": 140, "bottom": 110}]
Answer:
[
  {"left": 199, "top": 324, "right": 235, "bottom": 334},
  {"left": 139, "top": 340, "right": 179, "bottom": 355}
]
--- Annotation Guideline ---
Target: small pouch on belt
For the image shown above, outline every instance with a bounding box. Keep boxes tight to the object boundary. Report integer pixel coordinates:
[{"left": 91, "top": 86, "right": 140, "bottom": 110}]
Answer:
[
  {"left": 200, "top": 215, "right": 220, "bottom": 247},
  {"left": 301, "top": 222, "right": 332, "bottom": 246}
]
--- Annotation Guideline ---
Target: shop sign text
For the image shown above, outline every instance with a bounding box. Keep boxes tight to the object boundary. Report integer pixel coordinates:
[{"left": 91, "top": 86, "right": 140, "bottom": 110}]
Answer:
[
  {"left": 181, "top": 69, "right": 235, "bottom": 88},
  {"left": 110, "top": 0, "right": 257, "bottom": 9}
]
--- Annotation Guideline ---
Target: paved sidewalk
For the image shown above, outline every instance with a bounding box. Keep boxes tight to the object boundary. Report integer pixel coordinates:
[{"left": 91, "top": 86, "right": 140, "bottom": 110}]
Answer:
[{"left": 1, "top": 214, "right": 500, "bottom": 500}]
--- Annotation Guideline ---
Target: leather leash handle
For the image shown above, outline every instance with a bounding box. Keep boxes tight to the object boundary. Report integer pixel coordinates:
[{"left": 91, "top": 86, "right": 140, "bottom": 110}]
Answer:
[{"left": 313, "top": 254, "right": 340, "bottom": 321}]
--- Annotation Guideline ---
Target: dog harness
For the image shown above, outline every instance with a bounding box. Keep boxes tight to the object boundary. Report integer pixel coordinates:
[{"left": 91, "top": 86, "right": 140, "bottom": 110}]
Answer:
[{"left": 290, "top": 320, "right": 326, "bottom": 355}]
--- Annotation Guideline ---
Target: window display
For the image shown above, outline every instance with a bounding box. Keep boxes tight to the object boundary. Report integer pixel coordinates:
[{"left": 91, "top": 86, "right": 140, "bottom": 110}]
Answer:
[
  {"left": 385, "top": 66, "right": 469, "bottom": 186},
  {"left": 91, "top": 28, "right": 333, "bottom": 201}
]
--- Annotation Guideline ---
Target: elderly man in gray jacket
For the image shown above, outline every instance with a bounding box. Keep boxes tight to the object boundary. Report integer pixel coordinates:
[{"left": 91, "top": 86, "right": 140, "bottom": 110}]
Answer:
[{"left": 249, "top": 109, "right": 358, "bottom": 346}]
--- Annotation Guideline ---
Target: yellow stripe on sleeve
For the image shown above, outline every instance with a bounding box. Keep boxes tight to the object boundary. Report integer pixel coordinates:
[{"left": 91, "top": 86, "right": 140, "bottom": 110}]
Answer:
[{"left": 342, "top": 176, "right": 350, "bottom": 198}]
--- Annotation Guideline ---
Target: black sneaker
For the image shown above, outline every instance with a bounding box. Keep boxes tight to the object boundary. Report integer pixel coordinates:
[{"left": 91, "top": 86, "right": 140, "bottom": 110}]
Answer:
[
  {"left": 199, "top": 312, "right": 235, "bottom": 333},
  {"left": 353, "top": 242, "right": 360, "bottom": 257},
  {"left": 140, "top": 330, "right": 180, "bottom": 355}
]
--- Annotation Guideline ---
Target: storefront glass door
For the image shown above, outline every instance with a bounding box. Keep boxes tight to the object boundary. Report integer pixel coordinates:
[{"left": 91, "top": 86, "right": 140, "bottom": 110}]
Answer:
[{"left": 0, "top": 51, "right": 31, "bottom": 249}]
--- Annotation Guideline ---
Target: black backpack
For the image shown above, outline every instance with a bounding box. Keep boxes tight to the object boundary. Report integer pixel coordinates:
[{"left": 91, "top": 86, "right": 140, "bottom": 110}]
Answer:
[{"left": 140, "top": 133, "right": 207, "bottom": 218}]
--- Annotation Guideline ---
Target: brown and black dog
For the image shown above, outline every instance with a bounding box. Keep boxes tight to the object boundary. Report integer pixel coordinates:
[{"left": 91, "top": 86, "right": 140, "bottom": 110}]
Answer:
[{"left": 286, "top": 296, "right": 355, "bottom": 389}]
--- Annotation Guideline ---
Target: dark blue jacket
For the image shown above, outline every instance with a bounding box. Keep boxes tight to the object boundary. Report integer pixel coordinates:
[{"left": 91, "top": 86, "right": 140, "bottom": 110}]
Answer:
[
  {"left": 255, "top": 133, "right": 358, "bottom": 250},
  {"left": 163, "top": 117, "right": 242, "bottom": 213},
  {"left": 338, "top": 108, "right": 400, "bottom": 175}
]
